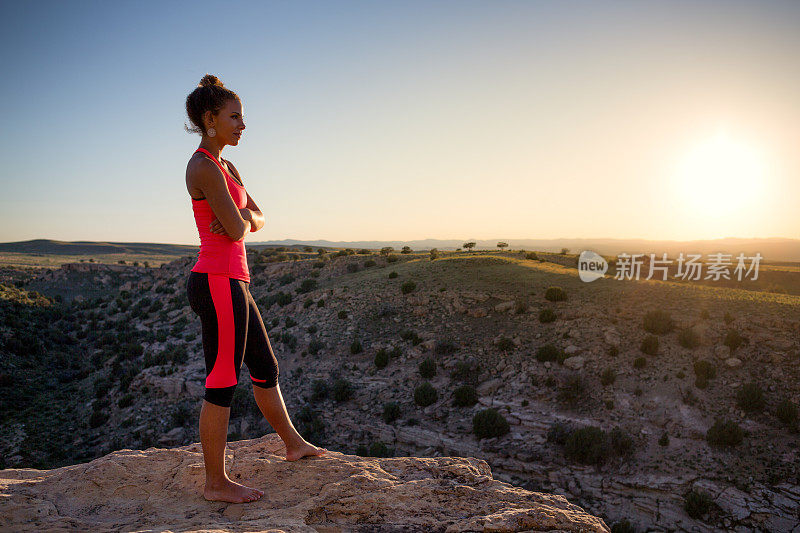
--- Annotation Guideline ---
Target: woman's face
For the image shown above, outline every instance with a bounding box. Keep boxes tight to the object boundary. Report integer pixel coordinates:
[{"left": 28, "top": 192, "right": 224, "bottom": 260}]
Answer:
[{"left": 205, "top": 98, "right": 245, "bottom": 146}]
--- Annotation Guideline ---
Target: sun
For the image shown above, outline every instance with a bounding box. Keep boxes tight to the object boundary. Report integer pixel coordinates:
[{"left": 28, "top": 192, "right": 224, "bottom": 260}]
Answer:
[{"left": 673, "top": 128, "right": 767, "bottom": 216}]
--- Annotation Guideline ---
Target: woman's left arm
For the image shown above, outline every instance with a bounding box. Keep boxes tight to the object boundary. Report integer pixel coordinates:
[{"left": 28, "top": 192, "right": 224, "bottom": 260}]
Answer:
[{"left": 241, "top": 199, "right": 264, "bottom": 232}]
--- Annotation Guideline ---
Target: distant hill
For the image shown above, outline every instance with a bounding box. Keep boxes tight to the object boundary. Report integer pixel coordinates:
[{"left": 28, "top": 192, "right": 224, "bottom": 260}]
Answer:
[
  {"left": 0, "top": 239, "right": 196, "bottom": 256},
  {"left": 254, "top": 237, "right": 800, "bottom": 263},
  {"left": 2, "top": 237, "right": 799, "bottom": 263}
]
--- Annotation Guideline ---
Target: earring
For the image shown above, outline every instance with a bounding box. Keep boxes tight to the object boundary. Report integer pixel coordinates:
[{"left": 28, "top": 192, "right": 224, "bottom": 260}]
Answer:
[{"left": 207, "top": 127, "right": 216, "bottom": 138}]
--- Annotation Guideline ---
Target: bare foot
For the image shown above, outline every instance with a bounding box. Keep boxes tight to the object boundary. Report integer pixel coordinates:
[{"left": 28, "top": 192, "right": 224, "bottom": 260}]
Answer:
[
  {"left": 285, "top": 439, "right": 328, "bottom": 462},
  {"left": 203, "top": 477, "right": 264, "bottom": 503}
]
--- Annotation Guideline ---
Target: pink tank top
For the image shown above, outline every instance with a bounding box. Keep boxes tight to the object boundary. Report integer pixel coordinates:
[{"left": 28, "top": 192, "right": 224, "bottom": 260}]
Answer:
[{"left": 189, "top": 148, "right": 250, "bottom": 283}]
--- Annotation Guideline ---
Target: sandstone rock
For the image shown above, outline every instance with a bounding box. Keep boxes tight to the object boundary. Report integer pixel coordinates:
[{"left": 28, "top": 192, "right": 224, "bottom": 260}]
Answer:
[
  {"left": 494, "top": 301, "right": 516, "bottom": 313},
  {"left": 0, "top": 433, "right": 609, "bottom": 532},
  {"left": 725, "top": 357, "right": 742, "bottom": 368},
  {"left": 467, "top": 307, "right": 488, "bottom": 318},
  {"left": 477, "top": 378, "right": 503, "bottom": 396},
  {"left": 564, "top": 356, "right": 585, "bottom": 370},
  {"left": 604, "top": 328, "right": 621, "bottom": 347}
]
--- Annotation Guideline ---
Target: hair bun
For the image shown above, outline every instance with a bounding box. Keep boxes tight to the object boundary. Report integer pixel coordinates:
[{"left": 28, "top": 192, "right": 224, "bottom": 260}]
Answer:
[{"left": 199, "top": 74, "right": 223, "bottom": 88}]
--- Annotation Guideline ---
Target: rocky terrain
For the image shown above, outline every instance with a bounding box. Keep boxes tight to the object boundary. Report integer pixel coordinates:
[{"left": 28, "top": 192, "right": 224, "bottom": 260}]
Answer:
[
  {"left": 0, "top": 431, "right": 610, "bottom": 532},
  {"left": 1, "top": 249, "right": 799, "bottom": 531}
]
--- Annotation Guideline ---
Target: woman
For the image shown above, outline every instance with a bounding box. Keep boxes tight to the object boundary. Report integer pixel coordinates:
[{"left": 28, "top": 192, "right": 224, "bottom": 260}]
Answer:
[{"left": 184, "top": 74, "right": 326, "bottom": 504}]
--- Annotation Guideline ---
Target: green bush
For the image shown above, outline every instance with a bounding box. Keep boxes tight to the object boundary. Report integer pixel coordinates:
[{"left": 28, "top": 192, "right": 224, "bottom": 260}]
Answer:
[
  {"left": 609, "top": 426, "right": 634, "bottom": 457},
  {"left": 418, "top": 358, "right": 436, "bottom": 379},
  {"left": 678, "top": 328, "right": 701, "bottom": 349},
  {"left": 496, "top": 337, "right": 515, "bottom": 352},
  {"left": 658, "top": 432, "right": 669, "bottom": 446},
  {"left": 331, "top": 378, "right": 354, "bottom": 402},
  {"left": 642, "top": 310, "right": 675, "bottom": 334},
  {"left": 600, "top": 367, "right": 616, "bottom": 386},
  {"left": 564, "top": 426, "right": 607, "bottom": 465},
  {"left": 723, "top": 329, "right": 746, "bottom": 352},
  {"left": 310, "top": 379, "right": 328, "bottom": 401},
  {"left": 776, "top": 398, "right": 799, "bottom": 428},
  {"left": 558, "top": 374, "right": 588, "bottom": 407},
  {"left": 374, "top": 348, "right": 389, "bottom": 369},
  {"left": 514, "top": 300, "right": 529, "bottom": 314},
  {"left": 473, "top": 408, "right": 510, "bottom": 439},
  {"left": 369, "top": 441, "right": 392, "bottom": 457},
  {"left": 544, "top": 286, "right": 567, "bottom": 302},
  {"left": 401, "top": 281, "right": 417, "bottom": 294},
  {"left": 684, "top": 488, "right": 714, "bottom": 519},
  {"left": 536, "top": 344, "right": 561, "bottom": 362},
  {"left": 337, "top": 310, "right": 347, "bottom": 319},
  {"left": 706, "top": 419, "right": 744, "bottom": 447},
  {"left": 382, "top": 402, "right": 401, "bottom": 424},
  {"left": 538, "top": 308, "right": 557, "bottom": 323},
  {"left": 736, "top": 383, "right": 765, "bottom": 412},
  {"left": 414, "top": 382, "right": 438, "bottom": 407},
  {"left": 296, "top": 279, "right": 317, "bottom": 294},
  {"left": 633, "top": 356, "right": 647, "bottom": 369},
  {"left": 350, "top": 339, "right": 363, "bottom": 354},
  {"left": 308, "top": 339, "right": 325, "bottom": 355},
  {"left": 640, "top": 335, "right": 659, "bottom": 355},
  {"left": 453, "top": 385, "right": 478, "bottom": 407},
  {"left": 388, "top": 271, "right": 398, "bottom": 279},
  {"left": 434, "top": 340, "right": 458, "bottom": 355}
]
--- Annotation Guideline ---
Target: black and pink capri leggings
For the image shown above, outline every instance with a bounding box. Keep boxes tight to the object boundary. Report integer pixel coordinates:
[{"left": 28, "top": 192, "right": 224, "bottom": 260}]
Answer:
[{"left": 186, "top": 271, "right": 279, "bottom": 407}]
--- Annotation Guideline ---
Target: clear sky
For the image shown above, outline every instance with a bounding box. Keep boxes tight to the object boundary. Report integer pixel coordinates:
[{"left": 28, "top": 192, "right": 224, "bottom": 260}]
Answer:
[{"left": 1, "top": 0, "right": 798, "bottom": 245}]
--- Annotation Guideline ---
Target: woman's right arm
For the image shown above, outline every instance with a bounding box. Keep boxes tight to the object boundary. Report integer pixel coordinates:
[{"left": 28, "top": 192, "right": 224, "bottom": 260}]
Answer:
[{"left": 193, "top": 158, "right": 250, "bottom": 241}]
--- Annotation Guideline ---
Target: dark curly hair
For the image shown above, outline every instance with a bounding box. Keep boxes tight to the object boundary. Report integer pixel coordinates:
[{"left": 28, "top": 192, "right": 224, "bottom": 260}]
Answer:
[{"left": 184, "top": 74, "right": 240, "bottom": 136}]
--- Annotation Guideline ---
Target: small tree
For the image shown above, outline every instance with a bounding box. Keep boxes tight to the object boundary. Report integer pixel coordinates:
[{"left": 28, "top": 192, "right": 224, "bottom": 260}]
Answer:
[
  {"left": 463, "top": 242, "right": 476, "bottom": 252},
  {"left": 497, "top": 242, "right": 508, "bottom": 250}
]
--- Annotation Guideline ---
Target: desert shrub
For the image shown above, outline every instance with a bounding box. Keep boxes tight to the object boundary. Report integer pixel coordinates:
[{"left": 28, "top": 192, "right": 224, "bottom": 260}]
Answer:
[
  {"left": 640, "top": 335, "right": 659, "bottom": 355},
  {"left": 369, "top": 441, "right": 392, "bottom": 457},
  {"left": 364, "top": 259, "right": 376, "bottom": 268},
  {"left": 308, "top": 339, "right": 324, "bottom": 355},
  {"left": 546, "top": 421, "right": 573, "bottom": 445},
  {"left": 337, "top": 310, "right": 347, "bottom": 319},
  {"left": 400, "top": 281, "right": 417, "bottom": 294},
  {"left": 280, "top": 332, "right": 297, "bottom": 351},
  {"left": 350, "top": 339, "right": 363, "bottom": 354},
  {"left": 414, "top": 382, "right": 438, "bottom": 407},
  {"left": 399, "top": 329, "right": 422, "bottom": 345},
  {"left": 453, "top": 385, "right": 478, "bottom": 407},
  {"left": 776, "top": 398, "right": 799, "bottom": 428},
  {"left": 118, "top": 393, "right": 134, "bottom": 408},
  {"left": 307, "top": 324, "right": 318, "bottom": 334},
  {"left": 633, "top": 356, "right": 647, "bottom": 369},
  {"left": 736, "top": 383, "right": 765, "bottom": 412},
  {"left": 658, "top": 432, "right": 669, "bottom": 446},
  {"left": 317, "top": 298, "right": 325, "bottom": 307},
  {"left": 642, "top": 309, "right": 675, "bottom": 334},
  {"left": 700, "top": 309, "right": 710, "bottom": 319},
  {"left": 539, "top": 308, "right": 557, "bottom": 323},
  {"left": 473, "top": 408, "right": 510, "bottom": 439},
  {"left": 388, "top": 271, "right": 398, "bottom": 279},
  {"left": 684, "top": 488, "right": 715, "bottom": 519},
  {"left": 608, "top": 345, "right": 619, "bottom": 357},
  {"left": 303, "top": 298, "right": 314, "bottom": 309},
  {"left": 419, "top": 358, "right": 436, "bottom": 379},
  {"left": 346, "top": 263, "right": 360, "bottom": 273},
  {"left": 514, "top": 300, "right": 529, "bottom": 314},
  {"left": 600, "top": 367, "right": 616, "bottom": 386},
  {"left": 374, "top": 348, "right": 389, "bottom": 369},
  {"left": 536, "top": 344, "right": 561, "bottom": 362},
  {"left": 610, "top": 519, "right": 635, "bottom": 533},
  {"left": 678, "top": 328, "right": 701, "bottom": 349},
  {"left": 558, "top": 374, "right": 588, "bottom": 407},
  {"left": 723, "top": 329, "right": 746, "bottom": 352},
  {"left": 544, "top": 286, "right": 567, "bottom": 302},
  {"left": 382, "top": 402, "right": 401, "bottom": 424},
  {"left": 331, "top": 378, "right": 354, "bottom": 402},
  {"left": 89, "top": 410, "right": 109, "bottom": 428},
  {"left": 310, "top": 379, "right": 328, "bottom": 401},
  {"left": 525, "top": 251, "right": 539, "bottom": 260},
  {"left": 296, "top": 279, "right": 317, "bottom": 294},
  {"left": 450, "top": 360, "right": 481, "bottom": 384},
  {"left": 564, "top": 426, "right": 607, "bottom": 465},
  {"left": 723, "top": 311, "right": 734, "bottom": 324},
  {"left": 693, "top": 359, "right": 716, "bottom": 380},
  {"left": 609, "top": 426, "right": 634, "bottom": 457},
  {"left": 706, "top": 419, "right": 744, "bottom": 447},
  {"left": 496, "top": 337, "right": 515, "bottom": 352}
]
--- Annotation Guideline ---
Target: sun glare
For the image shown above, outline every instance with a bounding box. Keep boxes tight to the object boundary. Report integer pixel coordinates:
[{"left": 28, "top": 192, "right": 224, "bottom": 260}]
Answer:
[{"left": 673, "top": 128, "right": 767, "bottom": 216}]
